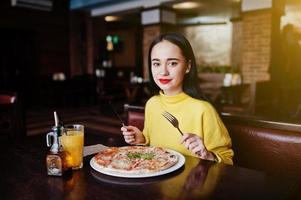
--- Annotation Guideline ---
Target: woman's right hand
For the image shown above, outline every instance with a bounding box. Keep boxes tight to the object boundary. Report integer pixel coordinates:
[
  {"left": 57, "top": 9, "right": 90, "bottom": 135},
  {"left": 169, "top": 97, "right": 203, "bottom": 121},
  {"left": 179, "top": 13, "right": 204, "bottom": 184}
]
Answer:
[{"left": 121, "top": 125, "right": 145, "bottom": 145}]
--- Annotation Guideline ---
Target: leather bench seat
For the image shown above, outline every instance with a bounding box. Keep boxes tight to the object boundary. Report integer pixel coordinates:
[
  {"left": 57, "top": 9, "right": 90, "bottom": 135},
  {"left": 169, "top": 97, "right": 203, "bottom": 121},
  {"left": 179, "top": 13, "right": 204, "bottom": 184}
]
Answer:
[{"left": 222, "top": 114, "right": 301, "bottom": 178}]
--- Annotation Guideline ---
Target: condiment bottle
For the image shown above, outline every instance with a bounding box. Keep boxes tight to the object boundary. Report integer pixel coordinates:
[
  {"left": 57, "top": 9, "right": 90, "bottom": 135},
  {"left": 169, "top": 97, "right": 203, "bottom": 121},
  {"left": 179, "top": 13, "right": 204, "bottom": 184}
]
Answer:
[{"left": 46, "top": 111, "right": 72, "bottom": 176}]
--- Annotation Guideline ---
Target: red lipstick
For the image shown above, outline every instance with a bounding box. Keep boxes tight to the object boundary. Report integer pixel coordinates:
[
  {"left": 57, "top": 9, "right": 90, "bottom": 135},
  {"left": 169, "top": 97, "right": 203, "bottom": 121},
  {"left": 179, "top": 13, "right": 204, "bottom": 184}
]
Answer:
[{"left": 159, "top": 79, "right": 171, "bottom": 84}]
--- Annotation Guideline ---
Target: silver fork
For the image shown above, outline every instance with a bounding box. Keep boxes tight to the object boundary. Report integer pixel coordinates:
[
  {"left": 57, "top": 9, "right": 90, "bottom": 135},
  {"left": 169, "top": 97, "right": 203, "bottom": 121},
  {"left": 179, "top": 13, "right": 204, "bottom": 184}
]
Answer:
[
  {"left": 163, "top": 111, "right": 206, "bottom": 158},
  {"left": 162, "top": 111, "right": 184, "bottom": 136}
]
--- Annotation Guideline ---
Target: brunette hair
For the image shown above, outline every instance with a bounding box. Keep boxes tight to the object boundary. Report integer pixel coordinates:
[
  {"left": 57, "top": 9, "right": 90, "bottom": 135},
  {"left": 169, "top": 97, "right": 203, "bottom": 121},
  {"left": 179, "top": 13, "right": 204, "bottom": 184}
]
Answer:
[{"left": 148, "top": 32, "right": 206, "bottom": 100}]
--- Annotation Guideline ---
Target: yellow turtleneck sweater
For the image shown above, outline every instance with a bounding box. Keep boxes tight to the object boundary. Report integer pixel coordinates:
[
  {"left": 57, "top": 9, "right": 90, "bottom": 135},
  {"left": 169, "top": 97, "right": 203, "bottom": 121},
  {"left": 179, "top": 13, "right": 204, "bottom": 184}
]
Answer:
[{"left": 142, "top": 91, "right": 234, "bottom": 165}]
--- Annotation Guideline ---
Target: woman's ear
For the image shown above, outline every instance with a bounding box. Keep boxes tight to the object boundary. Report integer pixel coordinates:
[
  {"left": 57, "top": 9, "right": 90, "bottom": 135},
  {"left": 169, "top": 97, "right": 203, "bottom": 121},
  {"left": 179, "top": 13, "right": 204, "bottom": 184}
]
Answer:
[{"left": 186, "top": 60, "right": 192, "bottom": 74}]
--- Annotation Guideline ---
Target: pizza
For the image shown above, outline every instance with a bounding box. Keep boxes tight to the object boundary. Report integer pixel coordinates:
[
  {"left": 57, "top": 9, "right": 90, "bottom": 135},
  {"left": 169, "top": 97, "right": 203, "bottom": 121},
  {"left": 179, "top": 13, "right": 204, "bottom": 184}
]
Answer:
[{"left": 93, "top": 146, "right": 179, "bottom": 174}]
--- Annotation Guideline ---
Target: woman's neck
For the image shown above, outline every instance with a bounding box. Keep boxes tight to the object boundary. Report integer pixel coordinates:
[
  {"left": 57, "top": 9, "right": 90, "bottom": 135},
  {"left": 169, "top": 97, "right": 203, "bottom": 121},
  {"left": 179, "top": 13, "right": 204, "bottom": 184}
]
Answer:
[{"left": 162, "top": 89, "right": 183, "bottom": 96}]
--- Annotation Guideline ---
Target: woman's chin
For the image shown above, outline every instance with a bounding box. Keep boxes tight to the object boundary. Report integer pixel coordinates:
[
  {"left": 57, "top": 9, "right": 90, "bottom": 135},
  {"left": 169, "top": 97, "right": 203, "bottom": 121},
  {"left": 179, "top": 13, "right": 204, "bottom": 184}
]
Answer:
[{"left": 158, "top": 85, "right": 170, "bottom": 91}]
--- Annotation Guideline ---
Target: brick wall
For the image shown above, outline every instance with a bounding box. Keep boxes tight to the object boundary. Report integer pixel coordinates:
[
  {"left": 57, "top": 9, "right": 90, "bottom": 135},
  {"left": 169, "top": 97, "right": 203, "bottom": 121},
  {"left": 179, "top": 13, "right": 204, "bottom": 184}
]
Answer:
[
  {"left": 241, "top": 10, "right": 272, "bottom": 83},
  {"left": 231, "top": 20, "right": 243, "bottom": 70},
  {"left": 142, "top": 25, "right": 161, "bottom": 79}
]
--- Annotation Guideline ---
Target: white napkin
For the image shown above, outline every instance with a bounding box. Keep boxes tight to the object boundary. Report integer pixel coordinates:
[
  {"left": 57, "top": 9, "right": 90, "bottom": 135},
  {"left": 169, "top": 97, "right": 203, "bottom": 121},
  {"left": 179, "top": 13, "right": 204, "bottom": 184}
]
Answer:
[{"left": 83, "top": 144, "right": 108, "bottom": 157}]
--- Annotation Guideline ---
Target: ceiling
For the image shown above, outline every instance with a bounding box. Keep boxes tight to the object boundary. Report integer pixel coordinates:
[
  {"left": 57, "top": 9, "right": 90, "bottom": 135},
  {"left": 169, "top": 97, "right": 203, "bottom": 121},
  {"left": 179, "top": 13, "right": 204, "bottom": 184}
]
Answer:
[
  {"left": 163, "top": 0, "right": 241, "bottom": 24},
  {"left": 70, "top": 0, "right": 137, "bottom": 10},
  {"left": 70, "top": 0, "right": 241, "bottom": 24}
]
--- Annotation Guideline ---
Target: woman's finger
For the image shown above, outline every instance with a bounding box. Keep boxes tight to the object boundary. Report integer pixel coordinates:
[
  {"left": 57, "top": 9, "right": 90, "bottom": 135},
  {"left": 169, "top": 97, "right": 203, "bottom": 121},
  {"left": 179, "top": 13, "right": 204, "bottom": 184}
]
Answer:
[
  {"left": 180, "top": 133, "right": 190, "bottom": 144},
  {"left": 122, "top": 131, "right": 135, "bottom": 136},
  {"left": 191, "top": 145, "right": 203, "bottom": 154},
  {"left": 186, "top": 137, "right": 197, "bottom": 144},
  {"left": 125, "top": 138, "right": 135, "bottom": 144},
  {"left": 188, "top": 141, "right": 199, "bottom": 151},
  {"left": 121, "top": 125, "right": 137, "bottom": 132},
  {"left": 121, "top": 126, "right": 127, "bottom": 131},
  {"left": 125, "top": 135, "right": 134, "bottom": 140}
]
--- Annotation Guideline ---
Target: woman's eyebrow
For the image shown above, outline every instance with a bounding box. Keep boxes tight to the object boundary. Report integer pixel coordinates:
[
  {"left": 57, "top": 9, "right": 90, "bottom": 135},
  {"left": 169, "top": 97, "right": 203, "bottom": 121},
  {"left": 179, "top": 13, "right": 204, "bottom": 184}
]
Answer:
[
  {"left": 167, "top": 58, "right": 180, "bottom": 61},
  {"left": 151, "top": 58, "right": 180, "bottom": 61}
]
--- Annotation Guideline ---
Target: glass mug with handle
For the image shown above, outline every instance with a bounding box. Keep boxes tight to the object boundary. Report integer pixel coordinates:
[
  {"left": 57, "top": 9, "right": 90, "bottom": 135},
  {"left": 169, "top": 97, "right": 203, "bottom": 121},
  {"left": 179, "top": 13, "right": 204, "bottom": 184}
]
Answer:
[{"left": 60, "top": 124, "right": 84, "bottom": 169}]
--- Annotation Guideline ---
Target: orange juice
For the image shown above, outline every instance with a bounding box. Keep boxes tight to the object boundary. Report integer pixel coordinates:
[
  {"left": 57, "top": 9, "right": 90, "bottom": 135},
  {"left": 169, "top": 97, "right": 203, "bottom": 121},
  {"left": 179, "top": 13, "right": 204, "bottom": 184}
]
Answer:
[{"left": 60, "top": 127, "right": 84, "bottom": 169}]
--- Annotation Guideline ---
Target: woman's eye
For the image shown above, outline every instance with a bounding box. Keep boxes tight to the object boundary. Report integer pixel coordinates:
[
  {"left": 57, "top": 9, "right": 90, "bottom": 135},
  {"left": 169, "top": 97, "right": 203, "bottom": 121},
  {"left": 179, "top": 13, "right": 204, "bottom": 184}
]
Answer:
[
  {"left": 168, "top": 62, "right": 178, "bottom": 67},
  {"left": 152, "top": 62, "right": 160, "bottom": 67}
]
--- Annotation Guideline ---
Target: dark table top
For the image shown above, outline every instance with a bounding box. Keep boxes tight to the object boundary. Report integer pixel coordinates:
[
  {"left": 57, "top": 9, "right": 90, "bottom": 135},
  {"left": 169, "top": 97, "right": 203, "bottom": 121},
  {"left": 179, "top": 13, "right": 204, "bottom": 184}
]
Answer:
[{"left": 1, "top": 134, "right": 300, "bottom": 200}]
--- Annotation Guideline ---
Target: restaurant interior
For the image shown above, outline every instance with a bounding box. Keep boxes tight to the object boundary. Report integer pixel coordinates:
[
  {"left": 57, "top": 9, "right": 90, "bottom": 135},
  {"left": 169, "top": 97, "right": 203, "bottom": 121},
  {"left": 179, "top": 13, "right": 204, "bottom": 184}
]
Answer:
[
  {"left": 1, "top": 0, "right": 301, "bottom": 199},
  {"left": 1, "top": 0, "right": 301, "bottom": 136}
]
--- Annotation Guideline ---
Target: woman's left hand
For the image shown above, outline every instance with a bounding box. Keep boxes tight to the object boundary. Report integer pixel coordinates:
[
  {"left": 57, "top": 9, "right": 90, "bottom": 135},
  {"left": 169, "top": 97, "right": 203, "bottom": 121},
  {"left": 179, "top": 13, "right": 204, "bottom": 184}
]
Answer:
[{"left": 180, "top": 133, "right": 216, "bottom": 162}]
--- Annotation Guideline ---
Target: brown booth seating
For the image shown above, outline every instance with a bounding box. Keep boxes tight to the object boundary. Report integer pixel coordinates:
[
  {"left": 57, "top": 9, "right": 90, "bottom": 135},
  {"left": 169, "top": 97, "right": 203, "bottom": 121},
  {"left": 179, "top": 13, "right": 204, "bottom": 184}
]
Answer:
[{"left": 124, "top": 104, "right": 301, "bottom": 179}]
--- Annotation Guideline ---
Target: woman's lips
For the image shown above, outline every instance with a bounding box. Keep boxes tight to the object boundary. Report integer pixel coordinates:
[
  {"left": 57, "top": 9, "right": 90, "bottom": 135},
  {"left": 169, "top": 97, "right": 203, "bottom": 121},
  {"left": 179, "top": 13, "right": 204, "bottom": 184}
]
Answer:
[{"left": 159, "top": 79, "right": 171, "bottom": 84}]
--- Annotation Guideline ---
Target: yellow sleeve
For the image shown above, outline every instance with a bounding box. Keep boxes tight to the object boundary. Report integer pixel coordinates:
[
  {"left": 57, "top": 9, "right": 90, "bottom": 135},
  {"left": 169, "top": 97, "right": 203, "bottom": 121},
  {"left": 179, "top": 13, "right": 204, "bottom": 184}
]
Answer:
[
  {"left": 142, "top": 101, "right": 150, "bottom": 145},
  {"left": 202, "top": 104, "right": 234, "bottom": 165}
]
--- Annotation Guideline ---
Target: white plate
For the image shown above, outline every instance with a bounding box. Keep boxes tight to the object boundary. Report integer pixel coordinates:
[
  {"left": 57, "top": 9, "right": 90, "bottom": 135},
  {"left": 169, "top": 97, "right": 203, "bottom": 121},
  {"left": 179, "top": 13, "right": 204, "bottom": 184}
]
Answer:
[{"left": 90, "top": 149, "right": 185, "bottom": 178}]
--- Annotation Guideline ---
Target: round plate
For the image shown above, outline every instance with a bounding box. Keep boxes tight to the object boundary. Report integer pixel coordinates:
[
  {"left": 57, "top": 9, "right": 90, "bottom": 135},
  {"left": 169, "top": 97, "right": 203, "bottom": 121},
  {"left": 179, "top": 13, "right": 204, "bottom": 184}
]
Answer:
[
  {"left": 89, "top": 167, "right": 184, "bottom": 186},
  {"left": 90, "top": 149, "right": 185, "bottom": 178}
]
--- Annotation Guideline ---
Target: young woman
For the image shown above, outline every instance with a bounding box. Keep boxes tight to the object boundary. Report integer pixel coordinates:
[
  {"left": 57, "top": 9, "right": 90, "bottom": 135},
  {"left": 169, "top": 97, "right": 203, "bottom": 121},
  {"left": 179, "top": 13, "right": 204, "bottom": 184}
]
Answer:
[{"left": 121, "top": 33, "right": 233, "bottom": 165}]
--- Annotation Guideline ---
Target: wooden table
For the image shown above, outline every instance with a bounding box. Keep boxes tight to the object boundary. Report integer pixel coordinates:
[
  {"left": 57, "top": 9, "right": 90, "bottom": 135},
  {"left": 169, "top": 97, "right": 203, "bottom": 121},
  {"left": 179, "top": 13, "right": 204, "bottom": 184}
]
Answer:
[{"left": 1, "top": 134, "right": 300, "bottom": 200}]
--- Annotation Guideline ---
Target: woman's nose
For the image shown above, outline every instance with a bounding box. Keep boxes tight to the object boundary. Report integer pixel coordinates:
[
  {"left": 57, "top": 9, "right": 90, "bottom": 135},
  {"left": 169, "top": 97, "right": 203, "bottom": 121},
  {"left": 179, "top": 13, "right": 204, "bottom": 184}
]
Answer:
[{"left": 159, "top": 65, "right": 169, "bottom": 76}]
